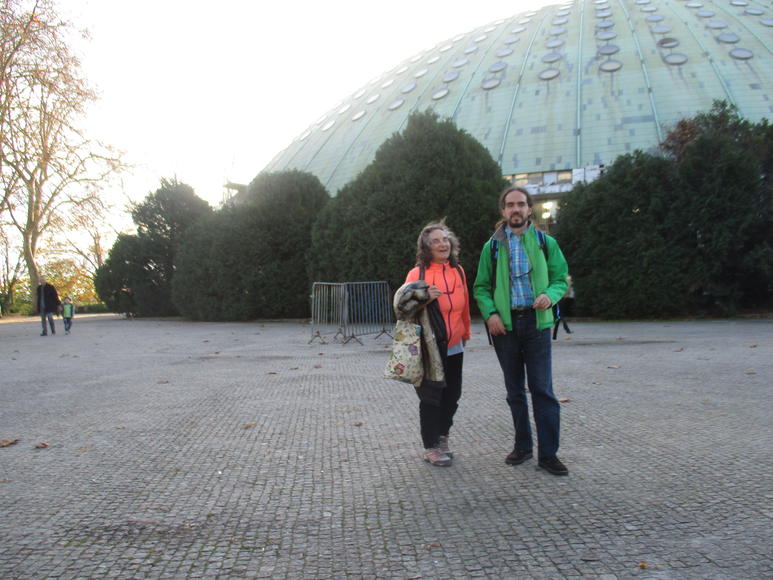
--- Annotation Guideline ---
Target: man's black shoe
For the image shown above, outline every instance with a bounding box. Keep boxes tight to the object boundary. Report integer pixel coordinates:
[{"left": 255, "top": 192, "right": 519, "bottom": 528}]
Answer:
[
  {"left": 538, "top": 455, "right": 568, "bottom": 476},
  {"left": 505, "top": 449, "right": 533, "bottom": 465}
]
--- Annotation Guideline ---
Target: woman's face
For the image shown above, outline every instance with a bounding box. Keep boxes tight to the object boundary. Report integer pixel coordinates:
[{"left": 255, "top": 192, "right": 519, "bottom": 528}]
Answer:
[{"left": 428, "top": 229, "right": 451, "bottom": 263}]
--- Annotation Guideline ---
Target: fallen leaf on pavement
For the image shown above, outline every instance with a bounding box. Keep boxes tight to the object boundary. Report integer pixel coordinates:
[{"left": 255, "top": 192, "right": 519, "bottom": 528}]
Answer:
[
  {"left": 157, "top": 380, "right": 169, "bottom": 384},
  {"left": 559, "top": 397, "right": 571, "bottom": 403},
  {"left": 638, "top": 562, "right": 649, "bottom": 569},
  {"left": 749, "top": 344, "right": 757, "bottom": 348},
  {"left": 673, "top": 347, "right": 684, "bottom": 352},
  {"left": 34, "top": 442, "right": 49, "bottom": 449},
  {"left": 353, "top": 421, "right": 364, "bottom": 426},
  {"left": 243, "top": 422, "right": 257, "bottom": 429},
  {"left": 267, "top": 371, "right": 279, "bottom": 375},
  {"left": 607, "top": 365, "right": 620, "bottom": 369},
  {"left": 314, "top": 364, "right": 322, "bottom": 368},
  {"left": 0, "top": 439, "right": 20, "bottom": 448}
]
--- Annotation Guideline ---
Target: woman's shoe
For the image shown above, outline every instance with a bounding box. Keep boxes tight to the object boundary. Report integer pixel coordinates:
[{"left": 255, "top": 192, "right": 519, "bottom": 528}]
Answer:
[{"left": 424, "top": 448, "right": 451, "bottom": 466}]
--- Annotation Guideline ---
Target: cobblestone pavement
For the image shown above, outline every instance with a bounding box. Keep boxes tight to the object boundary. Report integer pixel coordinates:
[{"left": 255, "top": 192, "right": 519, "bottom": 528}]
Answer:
[{"left": 1, "top": 315, "right": 771, "bottom": 579}]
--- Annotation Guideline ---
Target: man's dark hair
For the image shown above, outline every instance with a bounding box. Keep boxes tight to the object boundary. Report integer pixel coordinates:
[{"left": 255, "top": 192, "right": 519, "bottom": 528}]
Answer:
[
  {"left": 499, "top": 186, "right": 533, "bottom": 209},
  {"left": 495, "top": 186, "right": 533, "bottom": 230}
]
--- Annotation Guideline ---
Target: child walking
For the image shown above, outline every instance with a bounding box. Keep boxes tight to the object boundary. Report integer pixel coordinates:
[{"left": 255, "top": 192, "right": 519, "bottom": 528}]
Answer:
[{"left": 62, "top": 296, "right": 76, "bottom": 335}]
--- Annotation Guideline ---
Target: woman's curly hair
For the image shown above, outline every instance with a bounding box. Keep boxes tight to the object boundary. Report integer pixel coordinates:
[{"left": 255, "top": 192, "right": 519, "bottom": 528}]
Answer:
[{"left": 415, "top": 220, "right": 461, "bottom": 267}]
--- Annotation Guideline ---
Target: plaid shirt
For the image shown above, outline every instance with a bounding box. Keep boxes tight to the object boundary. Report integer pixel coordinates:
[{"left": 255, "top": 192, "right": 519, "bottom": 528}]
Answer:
[{"left": 505, "top": 226, "right": 534, "bottom": 308}]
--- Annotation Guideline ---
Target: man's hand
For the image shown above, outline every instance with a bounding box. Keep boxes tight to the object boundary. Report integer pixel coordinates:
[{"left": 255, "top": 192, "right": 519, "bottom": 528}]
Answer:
[
  {"left": 486, "top": 313, "right": 506, "bottom": 336},
  {"left": 532, "top": 293, "right": 552, "bottom": 311}
]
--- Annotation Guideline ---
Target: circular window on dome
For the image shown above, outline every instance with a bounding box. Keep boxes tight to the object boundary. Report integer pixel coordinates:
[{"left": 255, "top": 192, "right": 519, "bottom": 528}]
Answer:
[
  {"left": 596, "top": 10, "right": 612, "bottom": 18},
  {"left": 557, "top": 10, "right": 571, "bottom": 16},
  {"left": 596, "top": 30, "right": 618, "bottom": 40},
  {"left": 482, "top": 78, "right": 501, "bottom": 89},
  {"left": 388, "top": 99, "right": 405, "bottom": 111},
  {"left": 443, "top": 70, "right": 460, "bottom": 82},
  {"left": 485, "top": 25, "right": 497, "bottom": 32},
  {"left": 439, "top": 43, "right": 453, "bottom": 52},
  {"left": 410, "top": 54, "right": 422, "bottom": 63},
  {"left": 299, "top": 130, "right": 311, "bottom": 141},
  {"left": 635, "top": 0, "right": 651, "bottom": 3},
  {"left": 352, "top": 110, "right": 366, "bottom": 121},
  {"left": 504, "top": 35, "right": 520, "bottom": 45},
  {"left": 497, "top": 47, "right": 514, "bottom": 57},
  {"left": 542, "top": 52, "right": 562, "bottom": 63},
  {"left": 598, "top": 43, "right": 620, "bottom": 55},
  {"left": 538, "top": 68, "right": 560, "bottom": 81},
  {"left": 401, "top": 82, "right": 417, "bottom": 94},
  {"left": 651, "top": 24, "right": 672, "bottom": 33},
  {"left": 551, "top": 26, "right": 568, "bottom": 35},
  {"left": 744, "top": 8, "right": 763, "bottom": 15},
  {"left": 453, "top": 34, "right": 465, "bottom": 42},
  {"left": 707, "top": 20, "right": 728, "bottom": 29},
  {"left": 427, "top": 55, "right": 440, "bottom": 64},
  {"left": 489, "top": 61, "right": 508, "bottom": 73},
  {"left": 452, "top": 58, "right": 469, "bottom": 68},
  {"left": 663, "top": 53, "right": 688, "bottom": 65},
  {"left": 396, "top": 65, "right": 408, "bottom": 74},
  {"left": 546, "top": 38, "right": 565, "bottom": 48},
  {"left": 338, "top": 103, "right": 351, "bottom": 115},
  {"left": 380, "top": 79, "right": 394, "bottom": 89},
  {"left": 464, "top": 45, "right": 478, "bottom": 54},
  {"left": 686, "top": 1, "right": 703, "bottom": 7},
  {"left": 474, "top": 34, "right": 488, "bottom": 43},
  {"left": 595, "top": 1, "right": 610, "bottom": 7},
  {"left": 518, "top": 18, "right": 531, "bottom": 24},
  {"left": 717, "top": 32, "right": 740, "bottom": 43},
  {"left": 414, "top": 68, "right": 428, "bottom": 78},
  {"left": 762, "top": 18, "right": 773, "bottom": 27},
  {"left": 646, "top": 14, "right": 664, "bottom": 22},
  {"left": 321, "top": 119, "right": 335, "bottom": 131},
  {"left": 729, "top": 47, "right": 753, "bottom": 59},
  {"left": 657, "top": 37, "right": 680, "bottom": 48},
  {"left": 730, "top": 0, "right": 748, "bottom": 5},
  {"left": 366, "top": 94, "right": 380, "bottom": 104},
  {"left": 641, "top": 6, "right": 657, "bottom": 12},
  {"left": 696, "top": 9, "right": 715, "bottom": 17},
  {"left": 511, "top": 26, "right": 527, "bottom": 34},
  {"left": 599, "top": 59, "right": 623, "bottom": 72},
  {"left": 553, "top": 17, "right": 569, "bottom": 25},
  {"left": 353, "top": 88, "right": 366, "bottom": 99},
  {"left": 596, "top": 20, "right": 614, "bottom": 29},
  {"left": 432, "top": 88, "right": 450, "bottom": 100}
]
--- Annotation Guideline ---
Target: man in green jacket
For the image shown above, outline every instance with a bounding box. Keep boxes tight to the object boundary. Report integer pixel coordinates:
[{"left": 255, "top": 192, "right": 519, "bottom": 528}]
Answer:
[{"left": 473, "top": 187, "right": 570, "bottom": 475}]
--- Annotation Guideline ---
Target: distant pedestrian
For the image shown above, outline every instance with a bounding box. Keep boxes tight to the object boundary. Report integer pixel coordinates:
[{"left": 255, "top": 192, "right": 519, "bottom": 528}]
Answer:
[
  {"left": 62, "top": 296, "right": 76, "bottom": 335},
  {"left": 552, "top": 275, "right": 574, "bottom": 340},
  {"left": 36, "top": 276, "right": 61, "bottom": 336}
]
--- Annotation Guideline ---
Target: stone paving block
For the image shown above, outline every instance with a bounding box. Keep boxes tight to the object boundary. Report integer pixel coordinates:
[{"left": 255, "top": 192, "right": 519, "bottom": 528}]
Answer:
[{"left": 0, "top": 315, "right": 771, "bottom": 579}]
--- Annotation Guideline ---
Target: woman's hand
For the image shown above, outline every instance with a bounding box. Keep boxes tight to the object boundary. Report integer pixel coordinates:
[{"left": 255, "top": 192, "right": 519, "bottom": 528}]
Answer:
[{"left": 427, "top": 285, "right": 442, "bottom": 302}]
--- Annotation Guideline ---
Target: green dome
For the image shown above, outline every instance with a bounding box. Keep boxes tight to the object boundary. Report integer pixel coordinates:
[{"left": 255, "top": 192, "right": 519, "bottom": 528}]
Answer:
[{"left": 265, "top": 1, "right": 773, "bottom": 195}]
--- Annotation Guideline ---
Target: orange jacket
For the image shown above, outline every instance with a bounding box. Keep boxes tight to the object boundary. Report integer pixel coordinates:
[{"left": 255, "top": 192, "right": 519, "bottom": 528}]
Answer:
[{"left": 406, "top": 262, "right": 471, "bottom": 348}]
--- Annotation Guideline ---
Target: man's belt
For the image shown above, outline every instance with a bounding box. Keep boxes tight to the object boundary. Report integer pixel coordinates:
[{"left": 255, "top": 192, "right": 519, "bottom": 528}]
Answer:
[{"left": 512, "top": 308, "right": 533, "bottom": 318}]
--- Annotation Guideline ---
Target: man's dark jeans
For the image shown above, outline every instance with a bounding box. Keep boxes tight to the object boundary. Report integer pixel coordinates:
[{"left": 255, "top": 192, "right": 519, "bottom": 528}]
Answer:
[
  {"left": 40, "top": 312, "right": 55, "bottom": 335},
  {"left": 492, "top": 311, "right": 560, "bottom": 458}
]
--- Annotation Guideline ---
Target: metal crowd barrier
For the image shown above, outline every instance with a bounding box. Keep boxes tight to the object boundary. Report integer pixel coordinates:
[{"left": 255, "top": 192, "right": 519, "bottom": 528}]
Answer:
[{"left": 310, "top": 281, "right": 393, "bottom": 344}]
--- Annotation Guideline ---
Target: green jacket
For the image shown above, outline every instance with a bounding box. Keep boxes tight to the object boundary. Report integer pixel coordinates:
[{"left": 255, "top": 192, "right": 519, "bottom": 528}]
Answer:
[{"left": 473, "top": 224, "right": 569, "bottom": 331}]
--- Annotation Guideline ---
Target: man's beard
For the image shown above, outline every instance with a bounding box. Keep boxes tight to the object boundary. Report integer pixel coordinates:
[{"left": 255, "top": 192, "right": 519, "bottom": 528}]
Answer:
[{"left": 508, "top": 215, "right": 529, "bottom": 228}]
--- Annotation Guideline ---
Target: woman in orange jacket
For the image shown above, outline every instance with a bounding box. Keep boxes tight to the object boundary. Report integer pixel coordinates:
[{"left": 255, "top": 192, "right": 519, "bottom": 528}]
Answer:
[{"left": 405, "top": 221, "right": 471, "bottom": 466}]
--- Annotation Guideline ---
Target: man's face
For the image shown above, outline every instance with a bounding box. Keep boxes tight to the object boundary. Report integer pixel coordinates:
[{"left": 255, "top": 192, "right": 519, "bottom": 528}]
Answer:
[
  {"left": 39, "top": 276, "right": 46, "bottom": 285},
  {"left": 501, "top": 190, "right": 532, "bottom": 230}
]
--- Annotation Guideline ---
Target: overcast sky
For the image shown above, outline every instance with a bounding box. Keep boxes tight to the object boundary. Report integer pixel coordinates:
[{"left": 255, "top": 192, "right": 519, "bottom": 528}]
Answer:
[{"left": 62, "top": 0, "right": 558, "bottom": 209}]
